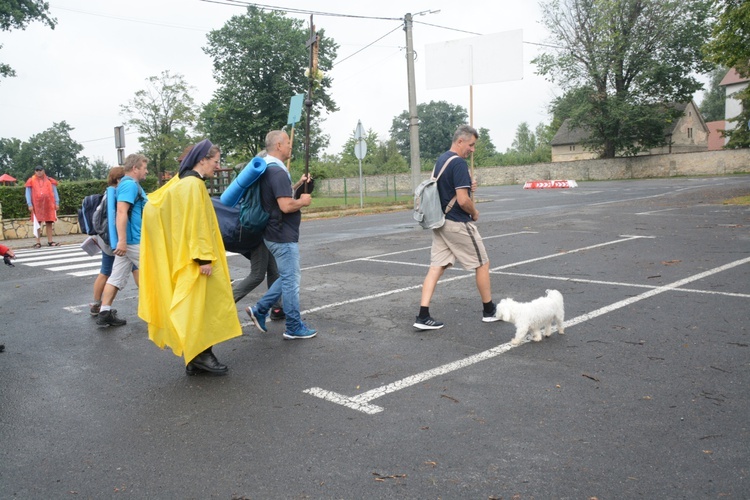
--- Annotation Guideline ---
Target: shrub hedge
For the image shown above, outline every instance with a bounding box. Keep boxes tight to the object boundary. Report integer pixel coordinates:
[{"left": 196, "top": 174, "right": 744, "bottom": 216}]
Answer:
[{"left": 0, "top": 176, "right": 158, "bottom": 219}]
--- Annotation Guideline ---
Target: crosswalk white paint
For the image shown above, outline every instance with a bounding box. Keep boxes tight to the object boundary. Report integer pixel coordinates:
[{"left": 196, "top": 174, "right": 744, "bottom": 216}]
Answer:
[
  {"left": 12, "top": 245, "right": 102, "bottom": 276},
  {"left": 11, "top": 244, "right": 242, "bottom": 277}
]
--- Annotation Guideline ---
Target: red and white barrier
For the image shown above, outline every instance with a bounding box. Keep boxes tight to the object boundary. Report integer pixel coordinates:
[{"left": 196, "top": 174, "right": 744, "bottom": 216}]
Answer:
[{"left": 523, "top": 180, "right": 578, "bottom": 189}]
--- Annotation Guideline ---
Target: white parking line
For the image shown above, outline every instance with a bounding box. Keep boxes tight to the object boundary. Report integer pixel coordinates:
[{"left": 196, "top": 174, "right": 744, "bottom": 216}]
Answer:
[
  {"left": 301, "top": 231, "right": 536, "bottom": 271},
  {"left": 494, "top": 270, "right": 750, "bottom": 298},
  {"left": 63, "top": 293, "right": 139, "bottom": 314},
  {"left": 236, "top": 234, "right": 649, "bottom": 327},
  {"left": 493, "top": 235, "right": 652, "bottom": 270},
  {"left": 636, "top": 208, "right": 680, "bottom": 215},
  {"left": 304, "top": 255, "right": 750, "bottom": 414}
]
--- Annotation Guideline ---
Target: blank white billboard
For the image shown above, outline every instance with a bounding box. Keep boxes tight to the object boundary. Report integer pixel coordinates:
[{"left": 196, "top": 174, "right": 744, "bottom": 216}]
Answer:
[{"left": 425, "top": 29, "right": 523, "bottom": 90}]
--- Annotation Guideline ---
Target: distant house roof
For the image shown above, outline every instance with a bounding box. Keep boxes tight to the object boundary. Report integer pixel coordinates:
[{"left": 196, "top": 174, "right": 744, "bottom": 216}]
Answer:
[
  {"left": 720, "top": 68, "right": 750, "bottom": 87},
  {"left": 550, "top": 119, "right": 591, "bottom": 146},
  {"left": 706, "top": 120, "right": 725, "bottom": 150},
  {"left": 551, "top": 102, "right": 698, "bottom": 146}
]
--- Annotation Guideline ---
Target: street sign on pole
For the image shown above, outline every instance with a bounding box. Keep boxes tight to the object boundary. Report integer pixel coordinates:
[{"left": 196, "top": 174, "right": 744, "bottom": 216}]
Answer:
[
  {"left": 114, "top": 126, "right": 126, "bottom": 149},
  {"left": 287, "top": 94, "right": 305, "bottom": 125},
  {"left": 114, "top": 126, "right": 126, "bottom": 166},
  {"left": 354, "top": 141, "right": 367, "bottom": 160}
]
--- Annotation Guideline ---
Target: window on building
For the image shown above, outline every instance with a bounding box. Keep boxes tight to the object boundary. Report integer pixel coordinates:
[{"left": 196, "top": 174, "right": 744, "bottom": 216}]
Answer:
[{"left": 687, "top": 128, "right": 693, "bottom": 138}]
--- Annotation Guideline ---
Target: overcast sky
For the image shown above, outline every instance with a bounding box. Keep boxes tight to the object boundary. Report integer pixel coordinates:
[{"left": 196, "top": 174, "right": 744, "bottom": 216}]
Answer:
[{"left": 0, "top": 0, "right": 560, "bottom": 166}]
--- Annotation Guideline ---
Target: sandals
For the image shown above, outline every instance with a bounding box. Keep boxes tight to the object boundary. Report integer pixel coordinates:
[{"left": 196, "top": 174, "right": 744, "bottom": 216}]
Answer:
[
  {"left": 33, "top": 243, "right": 41, "bottom": 249},
  {"left": 48, "top": 242, "right": 60, "bottom": 247}
]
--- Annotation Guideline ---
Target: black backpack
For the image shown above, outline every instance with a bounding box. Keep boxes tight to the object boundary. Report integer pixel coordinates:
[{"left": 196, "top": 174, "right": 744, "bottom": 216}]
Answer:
[
  {"left": 211, "top": 197, "right": 263, "bottom": 254},
  {"left": 77, "top": 193, "right": 103, "bottom": 236}
]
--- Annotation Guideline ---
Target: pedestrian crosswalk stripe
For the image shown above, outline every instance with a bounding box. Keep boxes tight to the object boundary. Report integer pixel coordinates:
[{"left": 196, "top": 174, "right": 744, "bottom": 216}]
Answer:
[
  {"left": 14, "top": 250, "right": 83, "bottom": 262},
  {"left": 24, "top": 255, "right": 101, "bottom": 267},
  {"left": 10, "top": 244, "right": 242, "bottom": 277},
  {"left": 68, "top": 269, "right": 102, "bottom": 277},
  {"left": 47, "top": 261, "right": 104, "bottom": 271},
  {"left": 11, "top": 245, "right": 101, "bottom": 276}
]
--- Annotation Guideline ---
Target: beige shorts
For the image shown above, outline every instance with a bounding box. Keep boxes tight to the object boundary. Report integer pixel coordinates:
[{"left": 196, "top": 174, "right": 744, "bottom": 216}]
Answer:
[
  {"left": 430, "top": 220, "right": 489, "bottom": 270},
  {"left": 106, "top": 244, "right": 140, "bottom": 290}
]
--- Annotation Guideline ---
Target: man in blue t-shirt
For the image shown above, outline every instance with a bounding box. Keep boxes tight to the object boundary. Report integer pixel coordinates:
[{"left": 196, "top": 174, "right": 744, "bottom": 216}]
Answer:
[
  {"left": 413, "top": 125, "right": 501, "bottom": 330},
  {"left": 97, "top": 154, "right": 149, "bottom": 327},
  {"left": 246, "top": 130, "right": 316, "bottom": 339}
]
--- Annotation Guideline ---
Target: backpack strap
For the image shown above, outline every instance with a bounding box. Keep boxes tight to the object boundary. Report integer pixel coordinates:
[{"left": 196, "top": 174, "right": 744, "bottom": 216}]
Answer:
[{"left": 432, "top": 155, "right": 460, "bottom": 214}]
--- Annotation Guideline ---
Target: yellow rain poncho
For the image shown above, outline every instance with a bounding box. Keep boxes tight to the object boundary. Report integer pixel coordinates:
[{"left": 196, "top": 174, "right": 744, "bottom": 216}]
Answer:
[{"left": 138, "top": 175, "right": 241, "bottom": 364}]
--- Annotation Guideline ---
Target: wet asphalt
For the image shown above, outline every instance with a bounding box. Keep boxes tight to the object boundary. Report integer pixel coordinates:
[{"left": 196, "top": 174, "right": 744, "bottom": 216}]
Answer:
[{"left": 1, "top": 175, "right": 749, "bottom": 499}]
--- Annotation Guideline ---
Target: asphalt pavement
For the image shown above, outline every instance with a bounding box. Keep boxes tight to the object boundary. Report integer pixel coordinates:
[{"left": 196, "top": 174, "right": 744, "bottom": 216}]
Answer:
[{"left": 1, "top": 176, "right": 749, "bottom": 499}]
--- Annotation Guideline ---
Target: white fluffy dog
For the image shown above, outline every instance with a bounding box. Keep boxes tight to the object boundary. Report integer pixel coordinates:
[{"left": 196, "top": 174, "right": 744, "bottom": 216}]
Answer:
[{"left": 496, "top": 289, "right": 565, "bottom": 346}]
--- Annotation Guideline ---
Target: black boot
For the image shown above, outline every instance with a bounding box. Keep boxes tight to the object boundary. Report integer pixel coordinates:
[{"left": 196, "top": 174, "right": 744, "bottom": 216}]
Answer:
[
  {"left": 185, "top": 362, "right": 205, "bottom": 376},
  {"left": 96, "top": 309, "right": 126, "bottom": 327},
  {"left": 187, "top": 347, "right": 228, "bottom": 375}
]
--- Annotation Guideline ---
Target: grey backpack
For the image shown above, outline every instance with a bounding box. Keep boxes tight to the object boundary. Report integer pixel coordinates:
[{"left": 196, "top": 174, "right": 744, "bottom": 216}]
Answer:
[{"left": 413, "top": 155, "right": 458, "bottom": 229}]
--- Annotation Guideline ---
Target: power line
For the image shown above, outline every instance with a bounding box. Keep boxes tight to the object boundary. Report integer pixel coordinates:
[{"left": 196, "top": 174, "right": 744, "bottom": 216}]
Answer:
[
  {"left": 54, "top": 6, "right": 211, "bottom": 32},
  {"left": 79, "top": 130, "right": 137, "bottom": 144},
  {"left": 413, "top": 20, "right": 481, "bottom": 37},
  {"left": 333, "top": 24, "right": 403, "bottom": 67},
  {"left": 414, "top": 20, "right": 563, "bottom": 49},
  {"left": 200, "top": 2, "right": 560, "bottom": 53},
  {"left": 199, "top": 0, "right": 402, "bottom": 21}
]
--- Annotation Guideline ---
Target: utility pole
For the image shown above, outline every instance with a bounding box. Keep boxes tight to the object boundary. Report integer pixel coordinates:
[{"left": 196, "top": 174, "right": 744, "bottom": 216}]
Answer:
[{"left": 404, "top": 13, "right": 421, "bottom": 192}]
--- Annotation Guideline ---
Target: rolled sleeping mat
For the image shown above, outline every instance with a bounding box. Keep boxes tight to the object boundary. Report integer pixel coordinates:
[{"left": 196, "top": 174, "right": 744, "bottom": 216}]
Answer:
[
  {"left": 106, "top": 186, "right": 118, "bottom": 249},
  {"left": 220, "top": 156, "right": 268, "bottom": 207}
]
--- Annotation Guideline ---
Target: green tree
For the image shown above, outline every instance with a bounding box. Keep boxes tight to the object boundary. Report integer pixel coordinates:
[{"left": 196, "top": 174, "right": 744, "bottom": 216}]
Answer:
[
  {"left": 15, "top": 122, "right": 87, "bottom": 180},
  {"left": 336, "top": 129, "right": 409, "bottom": 176},
  {"left": 699, "top": 66, "right": 728, "bottom": 122},
  {"left": 0, "top": 0, "right": 56, "bottom": 80},
  {"left": 120, "top": 71, "right": 198, "bottom": 183},
  {"left": 0, "top": 137, "right": 22, "bottom": 178},
  {"left": 373, "top": 139, "right": 408, "bottom": 174},
  {"left": 473, "top": 127, "right": 498, "bottom": 167},
  {"left": 390, "top": 100, "right": 468, "bottom": 168},
  {"left": 535, "top": 0, "right": 713, "bottom": 158},
  {"left": 510, "top": 122, "right": 537, "bottom": 155},
  {"left": 500, "top": 122, "right": 553, "bottom": 165},
  {"left": 90, "top": 157, "right": 110, "bottom": 180},
  {"left": 339, "top": 128, "right": 381, "bottom": 175},
  {"left": 534, "top": 122, "right": 553, "bottom": 163},
  {"left": 201, "top": 6, "right": 338, "bottom": 158},
  {"left": 703, "top": 0, "right": 750, "bottom": 148}
]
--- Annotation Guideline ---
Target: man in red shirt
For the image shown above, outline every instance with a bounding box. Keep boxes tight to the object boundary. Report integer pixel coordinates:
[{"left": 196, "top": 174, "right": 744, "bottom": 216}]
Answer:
[{"left": 25, "top": 166, "right": 60, "bottom": 247}]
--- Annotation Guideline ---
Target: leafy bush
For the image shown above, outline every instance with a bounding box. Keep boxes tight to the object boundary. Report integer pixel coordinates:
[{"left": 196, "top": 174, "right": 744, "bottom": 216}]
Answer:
[{"left": 0, "top": 175, "right": 158, "bottom": 219}]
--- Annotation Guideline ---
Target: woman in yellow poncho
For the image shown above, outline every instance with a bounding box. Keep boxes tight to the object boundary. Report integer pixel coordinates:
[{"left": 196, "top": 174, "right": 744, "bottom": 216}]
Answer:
[{"left": 139, "top": 139, "right": 242, "bottom": 376}]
